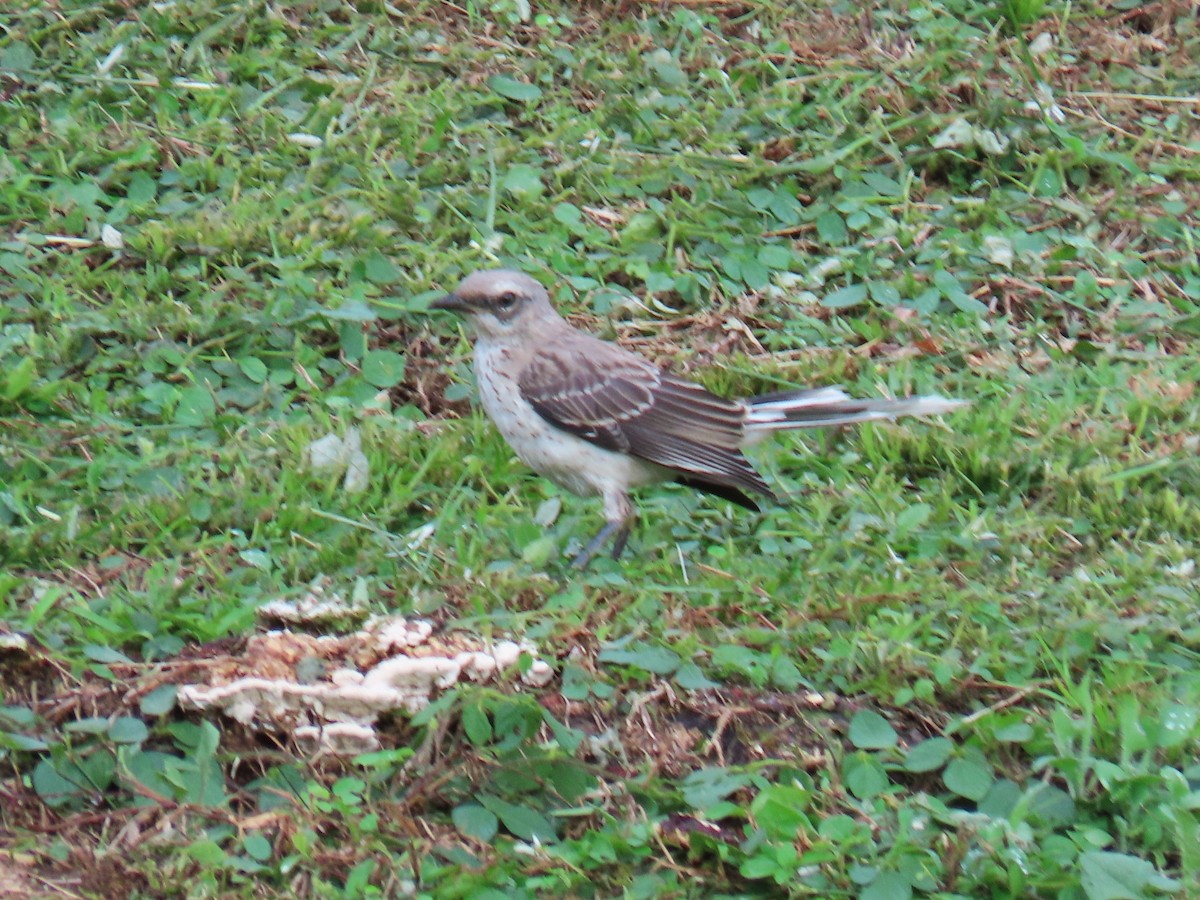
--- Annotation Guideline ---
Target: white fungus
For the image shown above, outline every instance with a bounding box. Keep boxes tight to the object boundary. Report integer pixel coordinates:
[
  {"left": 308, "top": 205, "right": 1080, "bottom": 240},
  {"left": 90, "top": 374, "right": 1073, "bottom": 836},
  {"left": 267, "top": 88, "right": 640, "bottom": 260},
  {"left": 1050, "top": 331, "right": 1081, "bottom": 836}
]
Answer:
[{"left": 177, "top": 615, "right": 555, "bottom": 755}]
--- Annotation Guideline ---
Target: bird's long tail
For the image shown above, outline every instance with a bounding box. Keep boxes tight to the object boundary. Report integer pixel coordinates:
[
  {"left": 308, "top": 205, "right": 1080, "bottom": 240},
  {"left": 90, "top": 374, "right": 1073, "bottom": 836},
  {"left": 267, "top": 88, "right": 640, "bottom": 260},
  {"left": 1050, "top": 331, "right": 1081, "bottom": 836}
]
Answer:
[{"left": 744, "top": 386, "right": 967, "bottom": 440}]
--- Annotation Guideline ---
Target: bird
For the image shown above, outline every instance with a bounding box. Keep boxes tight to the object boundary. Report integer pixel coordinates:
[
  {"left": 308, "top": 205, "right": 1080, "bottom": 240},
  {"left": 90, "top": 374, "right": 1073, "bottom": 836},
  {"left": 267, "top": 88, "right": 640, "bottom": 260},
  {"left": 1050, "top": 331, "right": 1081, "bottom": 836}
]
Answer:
[{"left": 431, "top": 269, "right": 967, "bottom": 569}]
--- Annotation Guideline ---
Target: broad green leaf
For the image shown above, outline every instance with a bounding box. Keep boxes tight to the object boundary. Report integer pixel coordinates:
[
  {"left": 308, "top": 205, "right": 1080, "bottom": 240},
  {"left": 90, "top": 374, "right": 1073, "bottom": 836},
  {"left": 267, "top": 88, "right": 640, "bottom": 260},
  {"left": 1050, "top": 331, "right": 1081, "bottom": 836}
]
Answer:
[
  {"left": 816, "top": 211, "right": 847, "bottom": 244},
  {"left": 410, "top": 689, "right": 459, "bottom": 728},
  {"left": 746, "top": 187, "right": 774, "bottom": 210},
  {"left": 34, "top": 751, "right": 116, "bottom": 807},
  {"left": 644, "top": 270, "right": 675, "bottom": 293},
  {"left": 978, "top": 778, "right": 1022, "bottom": 818},
  {"left": 174, "top": 385, "right": 215, "bottom": 426},
  {"left": 361, "top": 349, "right": 406, "bottom": 388},
  {"left": 895, "top": 503, "right": 932, "bottom": 535},
  {"left": 843, "top": 753, "right": 889, "bottom": 800},
  {"left": 846, "top": 209, "right": 871, "bottom": 230},
  {"left": 128, "top": 750, "right": 177, "bottom": 803},
  {"left": 933, "top": 268, "right": 986, "bottom": 315},
  {"left": 3, "top": 357, "right": 36, "bottom": 400},
  {"left": 0, "top": 706, "right": 34, "bottom": 727},
  {"left": 169, "top": 756, "right": 228, "bottom": 807},
  {"left": 645, "top": 48, "right": 686, "bottom": 87},
  {"left": 849, "top": 863, "right": 878, "bottom": 886},
  {"left": 1, "top": 42, "right": 35, "bottom": 71},
  {"left": 903, "top": 737, "right": 953, "bottom": 773},
  {"left": 674, "top": 663, "right": 720, "bottom": 690},
  {"left": 749, "top": 784, "right": 810, "bottom": 839},
  {"left": 740, "top": 852, "right": 784, "bottom": 880},
  {"left": 862, "top": 171, "right": 904, "bottom": 194},
  {"left": 489, "top": 75, "right": 542, "bottom": 102},
  {"left": 1080, "top": 851, "right": 1179, "bottom": 900},
  {"left": 108, "top": 716, "right": 149, "bottom": 744},
  {"left": 993, "top": 720, "right": 1034, "bottom": 743},
  {"left": 521, "top": 535, "right": 555, "bottom": 567},
  {"left": 1034, "top": 166, "right": 1062, "bottom": 197},
  {"left": 739, "top": 256, "right": 770, "bottom": 290},
  {"left": 461, "top": 703, "right": 492, "bottom": 746},
  {"left": 237, "top": 356, "right": 268, "bottom": 384},
  {"left": 532, "top": 759, "right": 596, "bottom": 803},
  {"left": 126, "top": 171, "right": 157, "bottom": 204},
  {"left": 0, "top": 731, "right": 48, "bottom": 751},
  {"left": 239, "top": 549, "right": 272, "bottom": 570},
  {"left": 848, "top": 710, "right": 897, "bottom": 750},
  {"left": 139, "top": 684, "right": 177, "bottom": 717},
  {"left": 192, "top": 720, "right": 221, "bottom": 761},
  {"left": 1159, "top": 703, "right": 1199, "bottom": 748},
  {"left": 553, "top": 202, "right": 582, "bottom": 225},
  {"left": 186, "top": 839, "right": 227, "bottom": 866},
  {"left": 868, "top": 281, "right": 901, "bottom": 306},
  {"left": 947, "top": 290, "right": 988, "bottom": 315},
  {"left": 362, "top": 252, "right": 402, "bottom": 285},
  {"left": 83, "top": 645, "right": 131, "bottom": 664},
  {"left": 242, "top": 831, "right": 273, "bottom": 862},
  {"left": 819, "top": 814, "right": 861, "bottom": 841},
  {"left": 322, "top": 300, "right": 378, "bottom": 321},
  {"left": 681, "top": 767, "right": 752, "bottom": 810},
  {"left": 1027, "top": 783, "right": 1077, "bottom": 827},
  {"left": 33, "top": 759, "right": 89, "bottom": 807},
  {"left": 598, "top": 644, "right": 680, "bottom": 675},
  {"left": 345, "top": 860, "right": 375, "bottom": 894},
  {"left": 757, "top": 244, "right": 793, "bottom": 270},
  {"left": 502, "top": 164, "right": 544, "bottom": 198},
  {"left": 770, "top": 655, "right": 803, "bottom": 691},
  {"left": 478, "top": 795, "right": 556, "bottom": 842},
  {"left": 66, "top": 716, "right": 111, "bottom": 734},
  {"left": 821, "top": 283, "right": 868, "bottom": 309},
  {"left": 943, "top": 757, "right": 993, "bottom": 801},
  {"left": 861, "top": 872, "right": 913, "bottom": 900}
]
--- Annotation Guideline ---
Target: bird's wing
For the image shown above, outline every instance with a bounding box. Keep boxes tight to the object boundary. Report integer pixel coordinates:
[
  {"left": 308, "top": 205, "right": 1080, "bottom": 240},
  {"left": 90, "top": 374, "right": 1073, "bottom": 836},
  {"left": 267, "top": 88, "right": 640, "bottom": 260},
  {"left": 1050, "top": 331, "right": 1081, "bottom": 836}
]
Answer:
[{"left": 518, "top": 334, "right": 774, "bottom": 500}]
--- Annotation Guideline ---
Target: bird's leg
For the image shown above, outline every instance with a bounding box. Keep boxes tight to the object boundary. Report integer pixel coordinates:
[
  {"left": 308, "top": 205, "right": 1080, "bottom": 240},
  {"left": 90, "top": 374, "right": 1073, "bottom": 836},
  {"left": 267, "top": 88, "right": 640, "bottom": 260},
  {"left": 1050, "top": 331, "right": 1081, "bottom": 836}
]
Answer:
[
  {"left": 571, "top": 491, "right": 634, "bottom": 569},
  {"left": 571, "top": 520, "right": 622, "bottom": 569},
  {"left": 610, "top": 523, "right": 632, "bottom": 560}
]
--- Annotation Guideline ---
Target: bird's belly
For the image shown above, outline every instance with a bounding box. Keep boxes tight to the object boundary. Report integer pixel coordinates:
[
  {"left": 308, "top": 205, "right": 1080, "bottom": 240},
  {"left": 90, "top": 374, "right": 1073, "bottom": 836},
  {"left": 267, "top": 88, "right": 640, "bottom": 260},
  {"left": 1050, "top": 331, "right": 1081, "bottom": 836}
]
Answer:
[{"left": 474, "top": 350, "right": 663, "bottom": 497}]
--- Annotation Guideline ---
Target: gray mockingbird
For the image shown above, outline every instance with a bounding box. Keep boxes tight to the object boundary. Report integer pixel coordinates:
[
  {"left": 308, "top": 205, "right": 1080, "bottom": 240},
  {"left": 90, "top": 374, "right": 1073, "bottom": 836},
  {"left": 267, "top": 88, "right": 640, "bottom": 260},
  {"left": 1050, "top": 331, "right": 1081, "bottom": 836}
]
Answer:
[{"left": 432, "top": 269, "right": 967, "bottom": 568}]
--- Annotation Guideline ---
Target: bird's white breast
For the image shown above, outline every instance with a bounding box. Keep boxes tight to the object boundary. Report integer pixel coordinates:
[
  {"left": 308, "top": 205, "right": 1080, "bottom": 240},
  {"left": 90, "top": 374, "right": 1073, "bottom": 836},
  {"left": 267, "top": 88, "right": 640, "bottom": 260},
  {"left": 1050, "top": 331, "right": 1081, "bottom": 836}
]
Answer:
[{"left": 473, "top": 341, "right": 664, "bottom": 498}]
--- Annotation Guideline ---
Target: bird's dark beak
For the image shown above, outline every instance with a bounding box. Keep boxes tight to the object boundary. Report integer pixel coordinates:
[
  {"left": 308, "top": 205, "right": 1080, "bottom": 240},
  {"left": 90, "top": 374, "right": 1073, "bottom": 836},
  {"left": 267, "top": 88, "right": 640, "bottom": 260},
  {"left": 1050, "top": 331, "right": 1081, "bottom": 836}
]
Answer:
[{"left": 430, "top": 292, "right": 469, "bottom": 312}]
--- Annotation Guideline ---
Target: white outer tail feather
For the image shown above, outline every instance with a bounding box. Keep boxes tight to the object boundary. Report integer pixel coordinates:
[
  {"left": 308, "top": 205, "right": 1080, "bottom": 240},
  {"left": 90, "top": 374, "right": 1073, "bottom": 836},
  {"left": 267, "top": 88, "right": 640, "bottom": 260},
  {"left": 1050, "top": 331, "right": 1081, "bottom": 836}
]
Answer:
[{"left": 743, "top": 387, "right": 968, "bottom": 444}]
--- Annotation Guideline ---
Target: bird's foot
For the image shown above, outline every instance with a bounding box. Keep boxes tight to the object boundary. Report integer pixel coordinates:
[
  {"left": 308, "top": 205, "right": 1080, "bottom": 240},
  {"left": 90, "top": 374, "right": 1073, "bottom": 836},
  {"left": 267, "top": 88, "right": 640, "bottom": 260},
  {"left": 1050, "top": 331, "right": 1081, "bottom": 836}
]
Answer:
[{"left": 571, "top": 520, "right": 631, "bottom": 569}]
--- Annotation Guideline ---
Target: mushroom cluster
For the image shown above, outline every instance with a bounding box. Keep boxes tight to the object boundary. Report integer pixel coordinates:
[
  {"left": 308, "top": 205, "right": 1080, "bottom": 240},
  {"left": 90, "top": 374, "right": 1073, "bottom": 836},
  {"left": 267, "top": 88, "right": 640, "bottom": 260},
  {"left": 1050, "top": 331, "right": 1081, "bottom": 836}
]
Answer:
[{"left": 178, "top": 611, "right": 553, "bottom": 755}]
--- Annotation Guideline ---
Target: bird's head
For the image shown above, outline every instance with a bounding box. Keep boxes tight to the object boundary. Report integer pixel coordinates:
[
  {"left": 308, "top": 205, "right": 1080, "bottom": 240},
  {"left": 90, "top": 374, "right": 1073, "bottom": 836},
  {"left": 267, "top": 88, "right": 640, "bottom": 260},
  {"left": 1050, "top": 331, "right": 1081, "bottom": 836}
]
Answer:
[{"left": 431, "top": 269, "right": 559, "bottom": 341}]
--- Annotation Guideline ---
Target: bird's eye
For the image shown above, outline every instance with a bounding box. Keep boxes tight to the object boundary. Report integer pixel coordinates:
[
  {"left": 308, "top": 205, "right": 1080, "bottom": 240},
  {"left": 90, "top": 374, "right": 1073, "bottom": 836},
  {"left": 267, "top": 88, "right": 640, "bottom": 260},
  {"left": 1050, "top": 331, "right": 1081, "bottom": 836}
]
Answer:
[{"left": 496, "top": 292, "right": 518, "bottom": 310}]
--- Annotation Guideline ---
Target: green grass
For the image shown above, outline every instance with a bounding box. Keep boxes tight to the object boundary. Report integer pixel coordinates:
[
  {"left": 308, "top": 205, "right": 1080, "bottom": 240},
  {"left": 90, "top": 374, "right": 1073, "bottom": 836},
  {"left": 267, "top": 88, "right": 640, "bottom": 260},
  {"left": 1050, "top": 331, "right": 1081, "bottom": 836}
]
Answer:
[{"left": 2, "top": 0, "right": 1199, "bottom": 896}]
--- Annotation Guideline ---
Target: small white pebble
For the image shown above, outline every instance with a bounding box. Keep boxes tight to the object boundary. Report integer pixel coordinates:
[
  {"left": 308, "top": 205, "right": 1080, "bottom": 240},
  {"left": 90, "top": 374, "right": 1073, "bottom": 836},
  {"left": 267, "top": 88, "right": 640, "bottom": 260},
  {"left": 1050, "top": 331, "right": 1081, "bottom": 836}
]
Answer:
[
  {"left": 1029, "top": 33, "right": 1055, "bottom": 56},
  {"left": 287, "top": 133, "right": 323, "bottom": 148}
]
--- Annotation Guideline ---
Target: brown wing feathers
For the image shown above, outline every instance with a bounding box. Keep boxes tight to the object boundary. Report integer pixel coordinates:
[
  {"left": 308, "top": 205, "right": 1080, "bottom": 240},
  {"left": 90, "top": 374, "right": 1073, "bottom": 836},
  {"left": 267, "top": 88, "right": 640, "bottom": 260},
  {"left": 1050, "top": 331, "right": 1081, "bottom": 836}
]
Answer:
[{"left": 518, "top": 337, "right": 774, "bottom": 503}]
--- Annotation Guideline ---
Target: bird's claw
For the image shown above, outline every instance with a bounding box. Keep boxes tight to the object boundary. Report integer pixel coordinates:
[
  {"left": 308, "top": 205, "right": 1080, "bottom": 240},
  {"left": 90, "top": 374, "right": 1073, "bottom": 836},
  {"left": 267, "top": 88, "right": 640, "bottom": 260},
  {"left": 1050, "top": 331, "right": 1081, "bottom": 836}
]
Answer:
[{"left": 570, "top": 520, "right": 630, "bottom": 569}]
